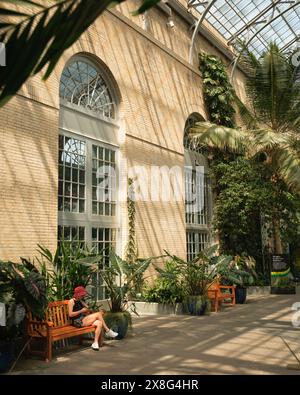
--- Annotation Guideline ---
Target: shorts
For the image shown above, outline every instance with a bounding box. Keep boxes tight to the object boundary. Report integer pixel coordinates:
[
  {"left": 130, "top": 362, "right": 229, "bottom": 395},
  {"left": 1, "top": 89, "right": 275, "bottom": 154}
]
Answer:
[{"left": 72, "top": 315, "right": 84, "bottom": 328}]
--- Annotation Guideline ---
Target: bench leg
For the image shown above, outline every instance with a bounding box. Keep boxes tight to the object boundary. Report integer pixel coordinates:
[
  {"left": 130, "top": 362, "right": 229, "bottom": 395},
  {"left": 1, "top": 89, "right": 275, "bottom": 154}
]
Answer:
[
  {"left": 26, "top": 336, "right": 34, "bottom": 358},
  {"left": 215, "top": 299, "right": 218, "bottom": 312},
  {"left": 46, "top": 337, "right": 52, "bottom": 362}
]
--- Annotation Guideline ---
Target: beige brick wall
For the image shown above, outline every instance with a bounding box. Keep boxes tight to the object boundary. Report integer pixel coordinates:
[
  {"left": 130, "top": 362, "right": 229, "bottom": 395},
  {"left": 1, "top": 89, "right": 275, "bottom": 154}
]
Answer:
[
  {"left": 0, "top": 1, "right": 247, "bottom": 263},
  {"left": 0, "top": 96, "right": 58, "bottom": 260}
]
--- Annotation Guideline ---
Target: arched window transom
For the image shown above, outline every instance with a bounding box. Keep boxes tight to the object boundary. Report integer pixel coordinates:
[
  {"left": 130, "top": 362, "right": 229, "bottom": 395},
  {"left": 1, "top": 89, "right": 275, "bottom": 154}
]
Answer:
[
  {"left": 60, "top": 60, "right": 115, "bottom": 119},
  {"left": 184, "top": 114, "right": 204, "bottom": 153}
]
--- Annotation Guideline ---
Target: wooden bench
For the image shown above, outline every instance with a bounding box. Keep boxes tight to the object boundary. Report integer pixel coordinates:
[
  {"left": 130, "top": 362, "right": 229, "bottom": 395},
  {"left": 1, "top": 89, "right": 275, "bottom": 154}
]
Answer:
[
  {"left": 26, "top": 300, "right": 103, "bottom": 362},
  {"left": 208, "top": 283, "right": 236, "bottom": 312}
]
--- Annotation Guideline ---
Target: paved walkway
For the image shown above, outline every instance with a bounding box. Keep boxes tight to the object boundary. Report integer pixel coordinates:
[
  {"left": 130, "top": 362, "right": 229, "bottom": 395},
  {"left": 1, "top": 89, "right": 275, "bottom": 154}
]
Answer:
[{"left": 11, "top": 292, "right": 300, "bottom": 375}]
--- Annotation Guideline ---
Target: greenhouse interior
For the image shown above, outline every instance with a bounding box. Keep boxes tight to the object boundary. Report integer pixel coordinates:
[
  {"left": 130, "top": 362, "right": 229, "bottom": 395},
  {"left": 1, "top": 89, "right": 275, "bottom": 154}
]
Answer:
[{"left": 1, "top": 0, "right": 300, "bottom": 377}]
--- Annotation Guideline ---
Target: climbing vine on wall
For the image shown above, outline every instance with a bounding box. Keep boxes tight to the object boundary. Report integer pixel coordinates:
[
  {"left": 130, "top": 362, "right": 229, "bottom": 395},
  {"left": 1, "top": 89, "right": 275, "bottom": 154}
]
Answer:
[
  {"left": 125, "top": 178, "right": 138, "bottom": 264},
  {"left": 199, "top": 52, "right": 235, "bottom": 127}
]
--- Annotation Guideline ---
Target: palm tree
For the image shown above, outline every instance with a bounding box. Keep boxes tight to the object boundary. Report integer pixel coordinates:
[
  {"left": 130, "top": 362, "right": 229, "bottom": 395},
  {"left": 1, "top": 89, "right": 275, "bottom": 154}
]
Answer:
[
  {"left": 191, "top": 43, "right": 300, "bottom": 253},
  {"left": 0, "top": 0, "right": 160, "bottom": 107}
]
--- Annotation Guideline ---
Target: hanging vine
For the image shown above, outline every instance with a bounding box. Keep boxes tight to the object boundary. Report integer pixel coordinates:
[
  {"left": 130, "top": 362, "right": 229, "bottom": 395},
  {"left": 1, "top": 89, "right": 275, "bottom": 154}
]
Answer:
[
  {"left": 199, "top": 52, "right": 236, "bottom": 128},
  {"left": 125, "top": 178, "right": 138, "bottom": 264}
]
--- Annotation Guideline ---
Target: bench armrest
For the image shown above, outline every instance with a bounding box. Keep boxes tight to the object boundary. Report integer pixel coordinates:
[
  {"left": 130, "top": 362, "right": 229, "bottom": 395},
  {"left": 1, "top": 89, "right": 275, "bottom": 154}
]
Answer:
[{"left": 27, "top": 319, "right": 54, "bottom": 328}]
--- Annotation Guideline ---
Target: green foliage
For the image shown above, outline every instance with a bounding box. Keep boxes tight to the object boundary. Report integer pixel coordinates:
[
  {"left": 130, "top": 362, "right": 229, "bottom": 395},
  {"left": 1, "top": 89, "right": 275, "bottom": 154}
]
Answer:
[
  {"left": 162, "top": 245, "right": 232, "bottom": 297},
  {"left": 125, "top": 178, "right": 138, "bottom": 265},
  {"left": 143, "top": 261, "right": 185, "bottom": 305},
  {"left": 0, "top": 0, "right": 161, "bottom": 106},
  {"left": 212, "top": 158, "right": 300, "bottom": 260},
  {"left": 199, "top": 52, "right": 235, "bottom": 127},
  {"left": 238, "top": 42, "right": 300, "bottom": 131},
  {"left": 0, "top": 260, "right": 47, "bottom": 319},
  {"left": 35, "top": 240, "right": 97, "bottom": 301},
  {"left": 124, "top": 179, "right": 151, "bottom": 299},
  {"left": 0, "top": 259, "right": 47, "bottom": 340},
  {"left": 83, "top": 251, "right": 156, "bottom": 313},
  {"left": 103, "top": 311, "right": 132, "bottom": 330},
  {"left": 193, "top": 45, "right": 300, "bottom": 194},
  {"left": 216, "top": 255, "right": 258, "bottom": 288}
]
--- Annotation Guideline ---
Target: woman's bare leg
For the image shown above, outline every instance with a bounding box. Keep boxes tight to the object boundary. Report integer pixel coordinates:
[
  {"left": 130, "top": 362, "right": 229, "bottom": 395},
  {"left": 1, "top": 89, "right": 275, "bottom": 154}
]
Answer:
[
  {"left": 82, "top": 312, "right": 109, "bottom": 332},
  {"left": 93, "top": 320, "right": 102, "bottom": 344}
]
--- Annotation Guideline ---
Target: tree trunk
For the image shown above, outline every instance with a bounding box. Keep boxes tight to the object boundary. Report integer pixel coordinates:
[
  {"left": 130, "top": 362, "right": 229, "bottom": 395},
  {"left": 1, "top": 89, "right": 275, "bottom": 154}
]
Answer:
[{"left": 272, "top": 217, "right": 283, "bottom": 254}]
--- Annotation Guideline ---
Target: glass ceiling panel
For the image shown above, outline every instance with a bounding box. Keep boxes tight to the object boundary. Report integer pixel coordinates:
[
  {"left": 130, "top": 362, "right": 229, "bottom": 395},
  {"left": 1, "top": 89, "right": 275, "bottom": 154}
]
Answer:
[{"left": 190, "top": 0, "right": 300, "bottom": 56}]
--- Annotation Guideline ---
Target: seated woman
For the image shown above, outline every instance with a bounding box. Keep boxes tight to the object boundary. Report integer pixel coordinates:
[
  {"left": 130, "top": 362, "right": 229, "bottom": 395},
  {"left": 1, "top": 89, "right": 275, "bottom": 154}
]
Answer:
[{"left": 68, "top": 286, "right": 118, "bottom": 350}]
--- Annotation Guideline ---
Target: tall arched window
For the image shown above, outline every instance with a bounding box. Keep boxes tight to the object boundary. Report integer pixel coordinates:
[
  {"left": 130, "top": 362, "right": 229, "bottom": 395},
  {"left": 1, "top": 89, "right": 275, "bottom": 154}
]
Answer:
[
  {"left": 58, "top": 56, "right": 120, "bottom": 300},
  {"left": 184, "top": 114, "right": 212, "bottom": 261}
]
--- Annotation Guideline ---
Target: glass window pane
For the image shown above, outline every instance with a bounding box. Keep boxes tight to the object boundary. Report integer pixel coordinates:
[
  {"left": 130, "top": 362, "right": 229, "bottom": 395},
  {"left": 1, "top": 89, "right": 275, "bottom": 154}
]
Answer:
[
  {"left": 92, "top": 201, "right": 98, "bottom": 214},
  {"left": 79, "top": 199, "right": 85, "bottom": 213},
  {"left": 59, "top": 135, "right": 86, "bottom": 214},
  {"left": 72, "top": 168, "right": 78, "bottom": 182},
  {"left": 79, "top": 185, "right": 85, "bottom": 198},
  {"left": 60, "top": 60, "right": 115, "bottom": 119}
]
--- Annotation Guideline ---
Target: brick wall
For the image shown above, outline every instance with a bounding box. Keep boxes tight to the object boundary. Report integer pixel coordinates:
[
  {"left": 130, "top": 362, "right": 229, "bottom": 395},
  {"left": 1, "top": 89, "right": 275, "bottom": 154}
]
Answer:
[{"left": 0, "top": 1, "right": 246, "bottom": 264}]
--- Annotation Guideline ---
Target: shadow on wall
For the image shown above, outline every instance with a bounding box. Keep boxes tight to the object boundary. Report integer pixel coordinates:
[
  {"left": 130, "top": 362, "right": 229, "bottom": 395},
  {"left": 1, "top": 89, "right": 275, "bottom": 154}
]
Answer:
[{"left": 1, "top": 10, "right": 208, "bottom": 262}]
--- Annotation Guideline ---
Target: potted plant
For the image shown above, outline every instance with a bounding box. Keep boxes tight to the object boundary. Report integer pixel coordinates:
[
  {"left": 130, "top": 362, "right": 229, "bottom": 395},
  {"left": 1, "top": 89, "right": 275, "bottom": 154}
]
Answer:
[
  {"left": 144, "top": 260, "right": 185, "bottom": 307},
  {"left": 81, "top": 251, "right": 155, "bottom": 339},
  {"left": 36, "top": 240, "right": 97, "bottom": 301},
  {"left": 216, "top": 255, "right": 257, "bottom": 304},
  {"left": 0, "top": 260, "right": 47, "bottom": 373},
  {"left": 164, "top": 245, "right": 229, "bottom": 316}
]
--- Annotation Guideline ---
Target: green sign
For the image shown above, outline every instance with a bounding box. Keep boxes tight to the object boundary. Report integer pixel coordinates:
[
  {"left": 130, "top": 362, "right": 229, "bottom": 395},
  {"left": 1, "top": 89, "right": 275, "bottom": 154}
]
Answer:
[{"left": 271, "top": 254, "right": 296, "bottom": 294}]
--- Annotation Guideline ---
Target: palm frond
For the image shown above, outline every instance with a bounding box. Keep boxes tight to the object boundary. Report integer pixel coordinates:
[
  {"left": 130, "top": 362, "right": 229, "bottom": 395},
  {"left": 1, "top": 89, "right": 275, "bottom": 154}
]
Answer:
[
  {"left": 244, "top": 43, "right": 298, "bottom": 131},
  {"left": 233, "top": 92, "right": 257, "bottom": 129},
  {"left": 252, "top": 128, "right": 292, "bottom": 151},
  {"left": 272, "top": 147, "right": 300, "bottom": 194},
  {"left": 190, "top": 121, "right": 248, "bottom": 154}
]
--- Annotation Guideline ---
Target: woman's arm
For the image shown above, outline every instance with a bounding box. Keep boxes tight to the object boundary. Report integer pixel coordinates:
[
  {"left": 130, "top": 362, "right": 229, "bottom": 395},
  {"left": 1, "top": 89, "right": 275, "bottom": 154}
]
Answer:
[
  {"left": 81, "top": 300, "right": 93, "bottom": 314},
  {"left": 68, "top": 299, "right": 87, "bottom": 318},
  {"left": 81, "top": 300, "right": 89, "bottom": 309}
]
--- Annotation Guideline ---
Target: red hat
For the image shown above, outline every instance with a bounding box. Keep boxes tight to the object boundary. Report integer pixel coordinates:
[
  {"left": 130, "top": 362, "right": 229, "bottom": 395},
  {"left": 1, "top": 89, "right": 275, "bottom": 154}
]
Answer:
[{"left": 73, "top": 286, "right": 87, "bottom": 299}]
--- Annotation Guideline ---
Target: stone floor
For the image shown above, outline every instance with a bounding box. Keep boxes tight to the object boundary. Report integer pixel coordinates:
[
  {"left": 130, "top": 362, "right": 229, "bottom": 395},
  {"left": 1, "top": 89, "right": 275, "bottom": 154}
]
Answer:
[{"left": 10, "top": 292, "right": 300, "bottom": 375}]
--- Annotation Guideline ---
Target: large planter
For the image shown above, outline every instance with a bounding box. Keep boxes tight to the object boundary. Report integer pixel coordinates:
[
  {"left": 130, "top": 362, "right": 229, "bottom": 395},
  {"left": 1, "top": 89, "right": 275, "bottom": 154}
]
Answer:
[
  {"left": 0, "top": 341, "right": 14, "bottom": 374},
  {"left": 104, "top": 311, "right": 131, "bottom": 340},
  {"left": 247, "top": 286, "right": 270, "bottom": 296},
  {"left": 184, "top": 295, "right": 210, "bottom": 316},
  {"left": 235, "top": 287, "right": 247, "bottom": 304},
  {"left": 127, "top": 301, "right": 184, "bottom": 316}
]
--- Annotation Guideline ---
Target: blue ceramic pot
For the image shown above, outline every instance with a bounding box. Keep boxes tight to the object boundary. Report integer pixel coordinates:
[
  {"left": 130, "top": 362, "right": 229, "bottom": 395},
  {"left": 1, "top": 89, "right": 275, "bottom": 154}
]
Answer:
[
  {"left": 104, "top": 312, "right": 131, "bottom": 340},
  {"left": 235, "top": 287, "right": 247, "bottom": 304},
  {"left": 185, "top": 296, "right": 209, "bottom": 316},
  {"left": 0, "top": 341, "right": 14, "bottom": 373}
]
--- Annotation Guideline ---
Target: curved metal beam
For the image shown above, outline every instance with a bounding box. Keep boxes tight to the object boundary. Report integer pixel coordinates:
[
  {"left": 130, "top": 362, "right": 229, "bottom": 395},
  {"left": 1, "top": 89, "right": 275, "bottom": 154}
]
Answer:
[
  {"left": 227, "top": 0, "right": 282, "bottom": 45},
  {"left": 281, "top": 35, "right": 300, "bottom": 53},
  {"left": 188, "top": 0, "right": 218, "bottom": 65},
  {"left": 230, "top": 2, "right": 300, "bottom": 83}
]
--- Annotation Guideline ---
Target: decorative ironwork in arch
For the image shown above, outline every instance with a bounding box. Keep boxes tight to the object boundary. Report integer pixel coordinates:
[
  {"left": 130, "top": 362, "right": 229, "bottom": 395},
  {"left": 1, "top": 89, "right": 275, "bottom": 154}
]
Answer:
[
  {"left": 60, "top": 59, "right": 116, "bottom": 119},
  {"left": 184, "top": 113, "right": 205, "bottom": 153}
]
